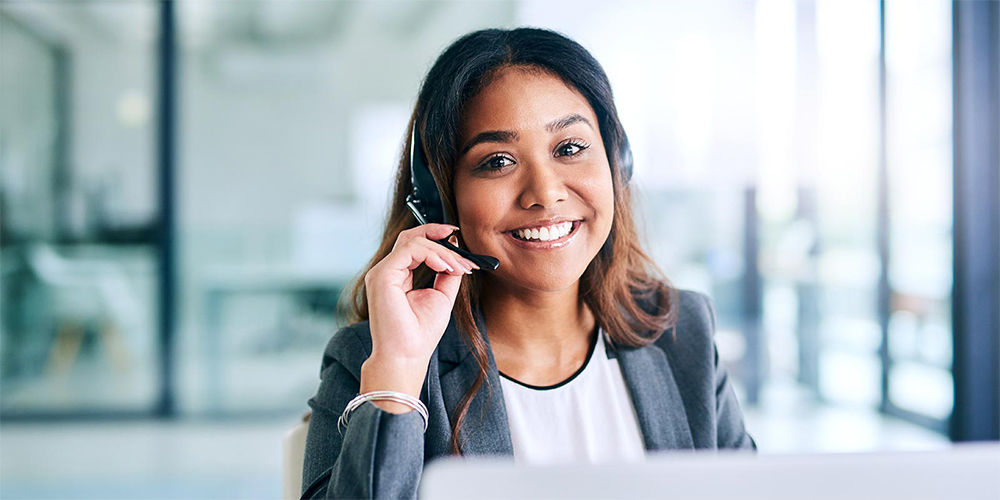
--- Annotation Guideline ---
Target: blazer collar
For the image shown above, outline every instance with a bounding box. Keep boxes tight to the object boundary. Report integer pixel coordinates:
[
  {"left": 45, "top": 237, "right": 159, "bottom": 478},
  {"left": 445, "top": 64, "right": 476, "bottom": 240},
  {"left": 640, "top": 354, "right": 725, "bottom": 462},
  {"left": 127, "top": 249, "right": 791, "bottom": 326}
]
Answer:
[{"left": 435, "top": 305, "right": 694, "bottom": 457}]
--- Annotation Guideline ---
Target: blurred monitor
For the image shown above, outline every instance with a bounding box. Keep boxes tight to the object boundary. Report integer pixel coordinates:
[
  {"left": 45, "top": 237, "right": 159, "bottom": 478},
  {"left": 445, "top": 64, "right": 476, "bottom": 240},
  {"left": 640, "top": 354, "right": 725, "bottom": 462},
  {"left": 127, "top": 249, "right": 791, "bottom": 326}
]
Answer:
[{"left": 420, "top": 443, "right": 1000, "bottom": 500}]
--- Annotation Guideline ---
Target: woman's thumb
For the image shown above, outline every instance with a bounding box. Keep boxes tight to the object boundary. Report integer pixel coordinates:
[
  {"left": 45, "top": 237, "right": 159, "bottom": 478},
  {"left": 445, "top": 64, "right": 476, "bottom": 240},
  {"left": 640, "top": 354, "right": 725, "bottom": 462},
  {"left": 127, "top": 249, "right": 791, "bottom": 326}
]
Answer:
[{"left": 433, "top": 264, "right": 463, "bottom": 300}]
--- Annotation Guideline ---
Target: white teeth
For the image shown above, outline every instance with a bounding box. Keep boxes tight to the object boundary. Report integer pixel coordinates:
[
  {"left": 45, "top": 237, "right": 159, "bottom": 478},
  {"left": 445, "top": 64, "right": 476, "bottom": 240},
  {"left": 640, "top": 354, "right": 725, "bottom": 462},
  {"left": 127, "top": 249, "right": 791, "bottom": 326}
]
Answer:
[{"left": 515, "top": 221, "right": 575, "bottom": 241}]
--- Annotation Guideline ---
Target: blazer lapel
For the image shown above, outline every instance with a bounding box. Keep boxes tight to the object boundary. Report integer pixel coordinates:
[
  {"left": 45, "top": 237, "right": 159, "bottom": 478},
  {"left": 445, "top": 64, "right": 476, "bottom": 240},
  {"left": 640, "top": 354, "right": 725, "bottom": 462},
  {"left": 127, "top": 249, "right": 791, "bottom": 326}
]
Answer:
[
  {"left": 436, "top": 305, "right": 514, "bottom": 458},
  {"left": 607, "top": 334, "right": 696, "bottom": 451}
]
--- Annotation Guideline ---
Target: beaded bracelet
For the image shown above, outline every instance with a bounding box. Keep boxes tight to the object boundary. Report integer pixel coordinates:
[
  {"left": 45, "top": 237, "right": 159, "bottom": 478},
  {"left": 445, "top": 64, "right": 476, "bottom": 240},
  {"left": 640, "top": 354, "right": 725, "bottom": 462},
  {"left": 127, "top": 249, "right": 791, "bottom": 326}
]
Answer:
[{"left": 337, "top": 390, "right": 429, "bottom": 435}]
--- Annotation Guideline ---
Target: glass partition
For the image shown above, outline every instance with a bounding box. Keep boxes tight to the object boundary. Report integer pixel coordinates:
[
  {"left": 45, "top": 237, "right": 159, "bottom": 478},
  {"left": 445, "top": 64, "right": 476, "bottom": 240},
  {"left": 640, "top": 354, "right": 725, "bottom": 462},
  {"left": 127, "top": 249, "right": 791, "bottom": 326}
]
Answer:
[{"left": 0, "top": 1, "right": 161, "bottom": 415}]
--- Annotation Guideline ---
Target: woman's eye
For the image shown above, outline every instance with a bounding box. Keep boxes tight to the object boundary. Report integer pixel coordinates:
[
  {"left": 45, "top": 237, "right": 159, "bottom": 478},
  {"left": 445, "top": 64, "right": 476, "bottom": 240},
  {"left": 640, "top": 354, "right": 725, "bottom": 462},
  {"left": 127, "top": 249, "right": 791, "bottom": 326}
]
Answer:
[
  {"left": 478, "top": 155, "right": 515, "bottom": 172},
  {"left": 556, "top": 141, "right": 589, "bottom": 157}
]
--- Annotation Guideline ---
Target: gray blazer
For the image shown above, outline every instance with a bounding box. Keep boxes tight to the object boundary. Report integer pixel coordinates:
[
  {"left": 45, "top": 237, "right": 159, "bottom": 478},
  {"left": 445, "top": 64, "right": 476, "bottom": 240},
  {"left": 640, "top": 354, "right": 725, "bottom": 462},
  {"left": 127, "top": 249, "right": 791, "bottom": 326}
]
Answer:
[{"left": 301, "top": 288, "right": 757, "bottom": 499}]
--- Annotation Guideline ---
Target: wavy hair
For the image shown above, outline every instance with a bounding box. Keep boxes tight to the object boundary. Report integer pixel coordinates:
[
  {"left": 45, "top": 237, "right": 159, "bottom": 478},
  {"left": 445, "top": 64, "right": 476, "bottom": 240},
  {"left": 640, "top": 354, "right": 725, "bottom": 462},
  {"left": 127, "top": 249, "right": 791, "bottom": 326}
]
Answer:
[{"left": 339, "top": 27, "right": 678, "bottom": 455}]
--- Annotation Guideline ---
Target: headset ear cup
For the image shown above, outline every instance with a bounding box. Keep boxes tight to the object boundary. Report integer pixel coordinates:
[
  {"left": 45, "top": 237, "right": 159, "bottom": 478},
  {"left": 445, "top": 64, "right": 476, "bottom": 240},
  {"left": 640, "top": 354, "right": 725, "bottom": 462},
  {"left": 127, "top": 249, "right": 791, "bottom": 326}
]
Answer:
[
  {"left": 409, "top": 127, "right": 451, "bottom": 225},
  {"left": 618, "top": 135, "right": 634, "bottom": 184}
]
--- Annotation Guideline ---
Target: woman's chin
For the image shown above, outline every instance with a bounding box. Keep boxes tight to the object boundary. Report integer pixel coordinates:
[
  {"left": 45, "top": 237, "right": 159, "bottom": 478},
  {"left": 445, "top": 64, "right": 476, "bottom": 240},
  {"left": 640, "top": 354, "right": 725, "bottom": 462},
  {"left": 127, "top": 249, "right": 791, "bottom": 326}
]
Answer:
[{"left": 486, "top": 266, "right": 587, "bottom": 294}]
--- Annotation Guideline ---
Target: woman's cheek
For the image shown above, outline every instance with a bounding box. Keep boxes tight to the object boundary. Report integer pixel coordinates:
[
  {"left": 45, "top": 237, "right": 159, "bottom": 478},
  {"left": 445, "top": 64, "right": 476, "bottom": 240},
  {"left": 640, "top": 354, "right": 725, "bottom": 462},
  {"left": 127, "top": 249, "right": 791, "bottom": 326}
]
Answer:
[{"left": 456, "top": 191, "right": 496, "bottom": 252}]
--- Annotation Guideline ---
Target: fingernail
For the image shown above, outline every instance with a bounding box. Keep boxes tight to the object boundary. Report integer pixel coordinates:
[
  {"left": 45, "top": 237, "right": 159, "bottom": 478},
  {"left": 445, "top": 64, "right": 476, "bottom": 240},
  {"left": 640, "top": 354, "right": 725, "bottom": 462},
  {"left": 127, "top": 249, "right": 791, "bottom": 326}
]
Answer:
[{"left": 445, "top": 264, "right": 454, "bottom": 273}]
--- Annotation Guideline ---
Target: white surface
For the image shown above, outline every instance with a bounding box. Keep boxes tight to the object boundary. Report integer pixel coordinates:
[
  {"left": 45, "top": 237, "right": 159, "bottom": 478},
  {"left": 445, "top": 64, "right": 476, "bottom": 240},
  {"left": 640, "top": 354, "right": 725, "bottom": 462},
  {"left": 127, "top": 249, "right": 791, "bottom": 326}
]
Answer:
[{"left": 421, "top": 443, "right": 1000, "bottom": 500}]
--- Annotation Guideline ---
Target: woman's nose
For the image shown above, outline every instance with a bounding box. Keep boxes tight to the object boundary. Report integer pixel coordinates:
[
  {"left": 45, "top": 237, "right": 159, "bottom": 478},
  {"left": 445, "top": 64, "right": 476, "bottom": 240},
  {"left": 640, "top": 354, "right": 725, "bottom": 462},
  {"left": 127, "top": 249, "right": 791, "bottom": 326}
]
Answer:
[{"left": 518, "top": 159, "right": 569, "bottom": 210}]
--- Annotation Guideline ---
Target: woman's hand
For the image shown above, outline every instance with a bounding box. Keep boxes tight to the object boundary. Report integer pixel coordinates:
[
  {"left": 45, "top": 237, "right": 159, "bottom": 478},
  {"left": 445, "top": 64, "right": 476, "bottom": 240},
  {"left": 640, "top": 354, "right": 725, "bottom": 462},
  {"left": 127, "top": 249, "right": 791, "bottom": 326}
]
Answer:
[{"left": 360, "top": 223, "right": 480, "bottom": 413}]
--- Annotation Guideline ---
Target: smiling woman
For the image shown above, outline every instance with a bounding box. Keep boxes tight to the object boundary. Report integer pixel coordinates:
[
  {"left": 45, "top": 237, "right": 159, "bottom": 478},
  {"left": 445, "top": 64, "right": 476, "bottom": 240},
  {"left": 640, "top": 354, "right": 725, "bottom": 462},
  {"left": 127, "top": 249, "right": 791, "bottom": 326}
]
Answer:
[{"left": 301, "top": 27, "right": 756, "bottom": 500}]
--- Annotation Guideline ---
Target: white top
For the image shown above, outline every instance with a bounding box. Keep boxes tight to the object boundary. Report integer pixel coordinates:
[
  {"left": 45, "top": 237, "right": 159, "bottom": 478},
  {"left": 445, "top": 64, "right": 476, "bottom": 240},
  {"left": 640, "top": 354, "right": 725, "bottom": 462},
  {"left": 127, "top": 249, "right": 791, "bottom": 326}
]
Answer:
[{"left": 498, "top": 326, "right": 647, "bottom": 465}]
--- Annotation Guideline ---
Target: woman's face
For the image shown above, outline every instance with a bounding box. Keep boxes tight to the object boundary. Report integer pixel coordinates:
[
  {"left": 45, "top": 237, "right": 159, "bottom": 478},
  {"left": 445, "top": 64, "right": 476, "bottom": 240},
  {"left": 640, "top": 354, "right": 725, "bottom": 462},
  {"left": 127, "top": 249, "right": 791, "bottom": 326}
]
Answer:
[{"left": 452, "top": 66, "right": 615, "bottom": 294}]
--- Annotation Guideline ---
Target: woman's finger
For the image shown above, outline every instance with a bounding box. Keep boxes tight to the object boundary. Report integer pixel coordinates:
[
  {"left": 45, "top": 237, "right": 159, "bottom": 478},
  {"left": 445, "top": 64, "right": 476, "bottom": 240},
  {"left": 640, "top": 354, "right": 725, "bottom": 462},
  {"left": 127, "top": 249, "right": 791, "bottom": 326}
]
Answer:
[
  {"left": 393, "top": 223, "right": 458, "bottom": 250},
  {"left": 412, "top": 236, "right": 470, "bottom": 275},
  {"left": 448, "top": 235, "right": 480, "bottom": 270},
  {"left": 425, "top": 252, "right": 456, "bottom": 275},
  {"left": 375, "top": 237, "right": 463, "bottom": 286}
]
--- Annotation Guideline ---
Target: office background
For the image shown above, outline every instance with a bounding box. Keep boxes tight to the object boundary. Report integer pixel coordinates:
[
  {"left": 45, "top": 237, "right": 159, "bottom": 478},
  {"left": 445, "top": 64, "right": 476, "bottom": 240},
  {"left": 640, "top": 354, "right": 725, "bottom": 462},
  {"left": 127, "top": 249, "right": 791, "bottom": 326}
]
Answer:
[{"left": 1, "top": 0, "right": 997, "bottom": 498}]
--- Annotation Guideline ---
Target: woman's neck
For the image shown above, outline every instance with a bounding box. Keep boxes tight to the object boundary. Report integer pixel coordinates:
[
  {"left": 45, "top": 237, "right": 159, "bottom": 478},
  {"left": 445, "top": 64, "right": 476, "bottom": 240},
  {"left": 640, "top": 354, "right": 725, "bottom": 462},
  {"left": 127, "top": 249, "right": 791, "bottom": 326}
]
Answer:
[{"left": 479, "top": 279, "right": 596, "bottom": 367}]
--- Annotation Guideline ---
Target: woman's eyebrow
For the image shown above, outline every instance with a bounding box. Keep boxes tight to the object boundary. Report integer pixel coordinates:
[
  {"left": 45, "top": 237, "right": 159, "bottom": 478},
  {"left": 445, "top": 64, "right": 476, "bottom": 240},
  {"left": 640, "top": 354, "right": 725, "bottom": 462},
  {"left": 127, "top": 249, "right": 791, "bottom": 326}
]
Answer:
[
  {"left": 459, "top": 114, "right": 593, "bottom": 156},
  {"left": 545, "top": 113, "right": 592, "bottom": 133},
  {"left": 461, "top": 130, "right": 519, "bottom": 156}
]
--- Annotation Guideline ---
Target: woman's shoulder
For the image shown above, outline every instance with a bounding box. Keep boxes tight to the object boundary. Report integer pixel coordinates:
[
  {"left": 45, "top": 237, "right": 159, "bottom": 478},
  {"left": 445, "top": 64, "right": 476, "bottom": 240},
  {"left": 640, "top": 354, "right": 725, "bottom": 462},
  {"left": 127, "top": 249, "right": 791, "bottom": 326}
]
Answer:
[
  {"left": 649, "top": 287, "right": 719, "bottom": 359},
  {"left": 674, "top": 288, "right": 717, "bottom": 337}
]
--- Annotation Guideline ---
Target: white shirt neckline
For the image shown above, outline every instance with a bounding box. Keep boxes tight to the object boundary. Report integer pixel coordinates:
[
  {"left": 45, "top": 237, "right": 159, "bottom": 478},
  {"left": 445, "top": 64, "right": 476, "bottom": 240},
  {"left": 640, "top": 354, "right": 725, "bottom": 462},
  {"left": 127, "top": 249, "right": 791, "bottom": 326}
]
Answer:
[
  {"left": 497, "top": 324, "right": 600, "bottom": 391},
  {"left": 497, "top": 326, "right": 647, "bottom": 465}
]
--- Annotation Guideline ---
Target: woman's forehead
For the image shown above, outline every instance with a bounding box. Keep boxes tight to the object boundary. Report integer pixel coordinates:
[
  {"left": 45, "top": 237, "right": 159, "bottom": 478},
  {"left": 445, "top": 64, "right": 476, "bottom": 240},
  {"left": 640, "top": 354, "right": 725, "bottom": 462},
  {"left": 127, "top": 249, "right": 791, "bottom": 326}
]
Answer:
[{"left": 460, "top": 67, "right": 597, "bottom": 136}]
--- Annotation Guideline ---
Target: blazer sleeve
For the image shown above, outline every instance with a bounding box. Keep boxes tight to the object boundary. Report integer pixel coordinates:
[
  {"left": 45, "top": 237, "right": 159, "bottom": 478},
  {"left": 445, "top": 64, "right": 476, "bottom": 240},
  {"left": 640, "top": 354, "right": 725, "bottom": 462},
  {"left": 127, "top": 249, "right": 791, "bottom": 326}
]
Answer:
[
  {"left": 301, "top": 325, "right": 426, "bottom": 499},
  {"left": 703, "top": 293, "right": 758, "bottom": 451}
]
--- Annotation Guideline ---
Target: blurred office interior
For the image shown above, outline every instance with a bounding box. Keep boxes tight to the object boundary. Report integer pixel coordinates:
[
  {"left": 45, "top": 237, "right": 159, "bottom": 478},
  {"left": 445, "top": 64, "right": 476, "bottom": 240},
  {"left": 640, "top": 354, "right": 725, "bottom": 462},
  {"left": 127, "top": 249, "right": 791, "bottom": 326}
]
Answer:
[{"left": 1, "top": 0, "right": 997, "bottom": 498}]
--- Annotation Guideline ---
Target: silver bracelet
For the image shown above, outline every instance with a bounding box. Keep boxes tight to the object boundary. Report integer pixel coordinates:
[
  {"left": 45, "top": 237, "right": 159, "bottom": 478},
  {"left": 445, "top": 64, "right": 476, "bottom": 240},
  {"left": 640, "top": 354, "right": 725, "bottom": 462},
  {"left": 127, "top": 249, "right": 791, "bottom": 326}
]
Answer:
[{"left": 337, "top": 390, "right": 429, "bottom": 435}]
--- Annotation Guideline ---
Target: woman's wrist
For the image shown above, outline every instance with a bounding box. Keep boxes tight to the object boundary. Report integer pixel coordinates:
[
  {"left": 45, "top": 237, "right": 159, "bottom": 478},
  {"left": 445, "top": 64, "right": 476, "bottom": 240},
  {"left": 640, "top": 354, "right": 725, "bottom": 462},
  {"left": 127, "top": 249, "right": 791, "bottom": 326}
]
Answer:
[{"left": 359, "top": 354, "right": 429, "bottom": 414}]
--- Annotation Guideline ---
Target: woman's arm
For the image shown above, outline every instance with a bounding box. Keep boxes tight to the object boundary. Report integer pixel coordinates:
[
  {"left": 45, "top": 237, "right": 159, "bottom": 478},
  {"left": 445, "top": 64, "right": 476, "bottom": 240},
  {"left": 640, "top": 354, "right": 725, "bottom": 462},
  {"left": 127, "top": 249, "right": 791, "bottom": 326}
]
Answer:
[
  {"left": 301, "top": 326, "right": 427, "bottom": 499},
  {"left": 703, "top": 294, "right": 758, "bottom": 451}
]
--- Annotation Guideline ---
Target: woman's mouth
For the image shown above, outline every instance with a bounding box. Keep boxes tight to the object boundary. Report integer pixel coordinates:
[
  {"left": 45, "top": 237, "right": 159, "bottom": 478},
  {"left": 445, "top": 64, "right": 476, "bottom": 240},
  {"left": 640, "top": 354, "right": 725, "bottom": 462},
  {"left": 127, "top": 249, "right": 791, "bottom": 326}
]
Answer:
[{"left": 505, "top": 220, "right": 582, "bottom": 250}]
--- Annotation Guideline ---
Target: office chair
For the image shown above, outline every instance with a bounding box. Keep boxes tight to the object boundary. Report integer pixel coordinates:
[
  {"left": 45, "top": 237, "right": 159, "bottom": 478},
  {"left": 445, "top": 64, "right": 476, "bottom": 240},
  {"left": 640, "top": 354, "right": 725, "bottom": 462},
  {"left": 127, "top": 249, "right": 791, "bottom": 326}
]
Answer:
[
  {"left": 283, "top": 411, "right": 311, "bottom": 500},
  {"left": 27, "top": 245, "right": 139, "bottom": 377}
]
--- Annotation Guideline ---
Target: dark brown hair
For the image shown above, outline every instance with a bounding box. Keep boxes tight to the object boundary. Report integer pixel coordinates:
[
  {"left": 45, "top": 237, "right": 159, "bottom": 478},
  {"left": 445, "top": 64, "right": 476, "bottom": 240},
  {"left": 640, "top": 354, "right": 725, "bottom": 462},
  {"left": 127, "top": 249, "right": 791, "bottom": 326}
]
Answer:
[{"left": 339, "top": 27, "right": 678, "bottom": 455}]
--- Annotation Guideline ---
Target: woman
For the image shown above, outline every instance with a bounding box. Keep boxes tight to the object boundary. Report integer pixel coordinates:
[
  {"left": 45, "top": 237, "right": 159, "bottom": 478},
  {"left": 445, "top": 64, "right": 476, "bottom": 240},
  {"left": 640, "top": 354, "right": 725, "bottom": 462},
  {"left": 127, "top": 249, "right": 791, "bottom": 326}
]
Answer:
[{"left": 301, "top": 27, "right": 756, "bottom": 499}]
